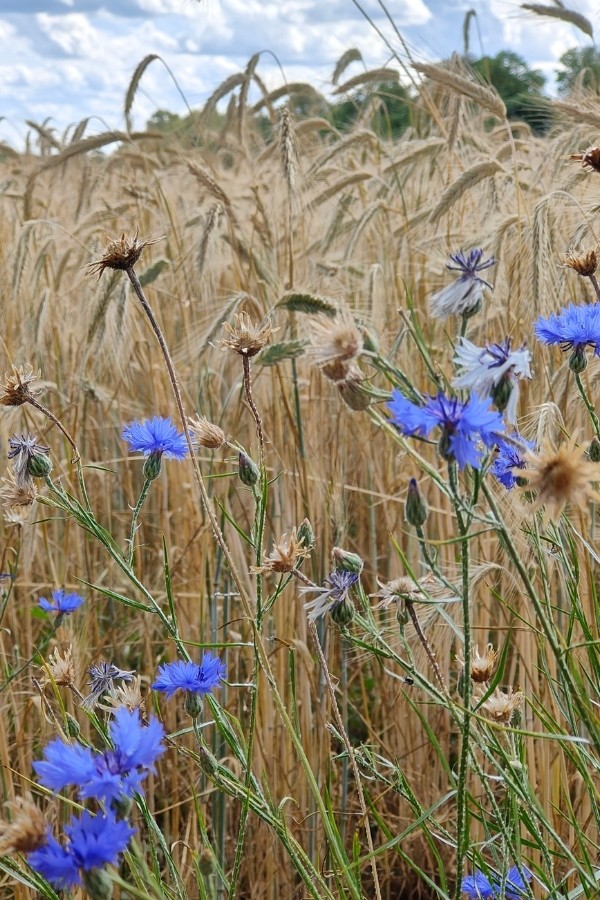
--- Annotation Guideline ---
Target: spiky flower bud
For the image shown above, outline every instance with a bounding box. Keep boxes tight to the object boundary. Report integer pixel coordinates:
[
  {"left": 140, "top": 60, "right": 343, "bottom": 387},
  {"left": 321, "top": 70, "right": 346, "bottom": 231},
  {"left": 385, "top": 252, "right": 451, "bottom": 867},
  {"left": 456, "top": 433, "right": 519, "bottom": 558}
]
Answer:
[
  {"left": 329, "top": 595, "right": 355, "bottom": 627},
  {"left": 26, "top": 452, "right": 52, "bottom": 479},
  {"left": 83, "top": 867, "right": 113, "bottom": 900},
  {"left": 297, "top": 518, "right": 315, "bottom": 549},
  {"left": 589, "top": 437, "right": 600, "bottom": 462},
  {"left": 143, "top": 451, "right": 163, "bottom": 482},
  {"left": 185, "top": 692, "right": 204, "bottom": 719},
  {"left": 65, "top": 713, "right": 81, "bottom": 738},
  {"left": 490, "top": 374, "right": 514, "bottom": 415},
  {"left": 568, "top": 346, "right": 588, "bottom": 374},
  {"left": 238, "top": 451, "right": 260, "bottom": 486},
  {"left": 405, "top": 478, "right": 428, "bottom": 528},
  {"left": 332, "top": 546, "right": 364, "bottom": 575}
]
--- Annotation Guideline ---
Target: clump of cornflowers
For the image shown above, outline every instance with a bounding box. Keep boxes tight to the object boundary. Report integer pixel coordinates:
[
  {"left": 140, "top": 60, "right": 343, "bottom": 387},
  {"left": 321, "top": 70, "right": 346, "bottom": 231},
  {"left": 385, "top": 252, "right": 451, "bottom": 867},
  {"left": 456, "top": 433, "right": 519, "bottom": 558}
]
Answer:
[
  {"left": 122, "top": 415, "right": 188, "bottom": 481},
  {"left": 27, "top": 809, "right": 134, "bottom": 893},
  {"left": 34, "top": 706, "right": 165, "bottom": 804},
  {"left": 461, "top": 865, "right": 532, "bottom": 899},
  {"left": 38, "top": 589, "right": 85, "bottom": 617},
  {"left": 534, "top": 302, "right": 600, "bottom": 373},
  {"left": 453, "top": 337, "right": 532, "bottom": 424},
  {"left": 491, "top": 433, "right": 535, "bottom": 490},
  {"left": 388, "top": 390, "right": 504, "bottom": 470},
  {"left": 8, "top": 433, "right": 51, "bottom": 487},
  {"left": 153, "top": 651, "right": 226, "bottom": 718},
  {"left": 300, "top": 570, "right": 358, "bottom": 626},
  {"left": 430, "top": 248, "right": 495, "bottom": 320}
]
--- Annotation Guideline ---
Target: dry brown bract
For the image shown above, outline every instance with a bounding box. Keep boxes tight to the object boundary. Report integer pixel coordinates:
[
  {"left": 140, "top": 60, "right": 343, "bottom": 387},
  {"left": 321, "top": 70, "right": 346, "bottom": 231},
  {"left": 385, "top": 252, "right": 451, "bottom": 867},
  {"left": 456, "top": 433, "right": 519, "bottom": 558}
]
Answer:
[
  {"left": 519, "top": 441, "right": 600, "bottom": 518},
  {"left": 0, "top": 473, "right": 37, "bottom": 510},
  {"left": 482, "top": 687, "right": 523, "bottom": 725},
  {"left": 104, "top": 675, "right": 147, "bottom": 722},
  {"left": 0, "top": 797, "right": 46, "bottom": 854},
  {"left": 221, "top": 312, "right": 276, "bottom": 357},
  {"left": 563, "top": 248, "right": 598, "bottom": 277},
  {"left": 569, "top": 146, "right": 600, "bottom": 173},
  {"left": 86, "top": 231, "right": 154, "bottom": 279},
  {"left": 457, "top": 643, "right": 498, "bottom": 684},
  {"left": 309, "top": 312, "right": 363, "bottom": 376},
  {"left": 251, "top": 527, "right": 311, "bottom": 574},
  {"left": 42, "top": 645, "right": 76, "bottom": 688},
  {"left": 188, "top": 415, "right": 226, "bottom": 450},
  {"left": 0, "top": 364, "right": 41, "bottom": 407}
]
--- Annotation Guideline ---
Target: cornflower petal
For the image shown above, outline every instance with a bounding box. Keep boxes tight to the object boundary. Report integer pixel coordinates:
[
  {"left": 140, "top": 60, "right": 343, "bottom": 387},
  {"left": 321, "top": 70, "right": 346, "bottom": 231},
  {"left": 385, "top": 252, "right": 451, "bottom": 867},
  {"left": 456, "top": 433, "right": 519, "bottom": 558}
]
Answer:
[
  {"left": 65, "top": 810, "right": 134, "bottom": 871},
  {"left": 387, "top": 390, "right": 438, "bottom": 436},
  {"left": 28, "top": 833, "right": 81, "bottom": 889},
  {"left": 109, "top": 707, "right": 165, "bottom": 770},
  {"left": 152, "top": 653, "right": 226, "bottom": 698},
  {"left": 122, "top": 416, "right": 188, "bottom": 459},
  {"left": 33, "top": 740, "right": 96, "bottom": 793},
  {"left": 38, "top": 589, "right": 85, "bottom": 615}
]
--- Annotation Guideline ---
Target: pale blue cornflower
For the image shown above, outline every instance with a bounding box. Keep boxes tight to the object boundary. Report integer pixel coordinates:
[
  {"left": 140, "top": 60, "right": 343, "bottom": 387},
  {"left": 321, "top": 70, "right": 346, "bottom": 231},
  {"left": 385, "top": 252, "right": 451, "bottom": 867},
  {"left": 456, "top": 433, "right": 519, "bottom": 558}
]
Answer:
[
  {"left": 388, "top": 390, "right": 504, "bottom": 470},
  {"left": 491, "top": 433, "right": 535, "bottom": 490},
  {"left": 152, "top": 652, "right": 227, "bottom": 698},
  {"left": 461, "top": 865, "right": 532, "bottom": 898},
  {"left": 430, "top": 248, "right": 495, "bottom": 320},
  {"left": 453, "top": 337, "right": 532, "bottom": 424},
  {"left": 300, "top": 570, "right": 358, "bottom": 621},
  {"left": 38, "top": 589, "right": 85, "bottom": 616},
  {"left": 28, "top": 809, "right": 134, "bottom": 890},
  {"left": 535, "top": 302, "right": 600, "bottom": 372}
]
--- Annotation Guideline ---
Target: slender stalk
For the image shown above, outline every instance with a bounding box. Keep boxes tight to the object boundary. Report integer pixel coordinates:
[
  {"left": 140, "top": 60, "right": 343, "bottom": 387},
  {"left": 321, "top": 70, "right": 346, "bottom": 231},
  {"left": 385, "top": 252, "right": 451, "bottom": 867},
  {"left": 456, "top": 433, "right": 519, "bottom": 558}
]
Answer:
[
  {"left": 574, "top": 371, "right": 600, "bottom": 440},
  {"left": 589, "top": 272, "right": 600, "bottom": 302},
  {"left": 126, "top": 476, "right": 153, "bottom": 567},
  {"left": 242, "top": 354, "right": 264, "bottom": 454},
  {"left": 25, "top": 395, "right": 78, "bottom": 457},
  {"left": 405, "top": 600, "right": 448, "bottom": 695}
]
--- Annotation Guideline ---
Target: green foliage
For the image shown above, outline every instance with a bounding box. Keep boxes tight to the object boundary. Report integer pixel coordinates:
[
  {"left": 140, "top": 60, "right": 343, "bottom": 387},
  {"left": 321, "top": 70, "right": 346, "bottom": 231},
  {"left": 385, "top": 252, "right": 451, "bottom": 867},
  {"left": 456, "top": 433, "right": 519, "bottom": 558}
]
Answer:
[
  {"left": 556, "top": 46, "right": 600, "bottom": 95},
  {"left": 469, "top": 51, "right": 550, "bottom": 134},
  {"left": 330, "top": 81, "right": 411, "bottom": 137}
]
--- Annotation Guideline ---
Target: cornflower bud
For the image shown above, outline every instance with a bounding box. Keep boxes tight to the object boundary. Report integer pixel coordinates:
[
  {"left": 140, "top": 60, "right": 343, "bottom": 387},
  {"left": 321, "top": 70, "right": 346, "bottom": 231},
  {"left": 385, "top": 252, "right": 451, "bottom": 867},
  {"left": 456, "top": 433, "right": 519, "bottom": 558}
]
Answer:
[
  {"left": 405, "top": 478, "right": 428, "bottom": 528},
  {"left": 238, "top": 451, "right": 260, "bottom": 486}
]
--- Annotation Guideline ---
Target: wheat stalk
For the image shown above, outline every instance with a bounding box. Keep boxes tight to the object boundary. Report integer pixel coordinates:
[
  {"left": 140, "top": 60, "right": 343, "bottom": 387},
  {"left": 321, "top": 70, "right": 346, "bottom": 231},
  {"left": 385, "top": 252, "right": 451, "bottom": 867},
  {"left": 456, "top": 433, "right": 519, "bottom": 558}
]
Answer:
[{"left": 413, "top": 61, "right": 506, "bottom": 119}]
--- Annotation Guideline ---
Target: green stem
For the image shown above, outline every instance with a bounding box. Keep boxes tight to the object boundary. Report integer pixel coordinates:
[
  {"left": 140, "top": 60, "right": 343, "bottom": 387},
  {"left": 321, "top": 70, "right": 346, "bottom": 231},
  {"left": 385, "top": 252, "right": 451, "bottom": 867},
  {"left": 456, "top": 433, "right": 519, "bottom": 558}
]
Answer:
[
  {"left": 126, "top": 477, "right": 153, "bottom": 567},
  {"left": 575, "top": 372, "right": 600, "bottom": 440}
]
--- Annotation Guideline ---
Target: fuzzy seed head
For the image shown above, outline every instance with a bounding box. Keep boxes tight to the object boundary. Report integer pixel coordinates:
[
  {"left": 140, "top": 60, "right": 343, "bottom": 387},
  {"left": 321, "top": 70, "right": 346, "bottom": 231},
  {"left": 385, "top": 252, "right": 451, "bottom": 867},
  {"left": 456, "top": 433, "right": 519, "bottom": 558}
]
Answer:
[
  {"left": 44, "top": 645, "right": 77, "bottom": 687},
  {"left": 251, "top": 527, "right": 312, "bottom": 574},
  {"left": 0, "top": 364, "right": 41, "bottom": 407},
  {"left": 188, "top": 415, "right": 226, "bottom": 450},
  {"left": 457, "top": 643, "right": 498, "bottom": 684},
  {"left": 221, "top": 312, "right": 276, "bottom": 357},
  {"left": 0, "top": 797, "right": 46, "bottom": 854},
  {"left": 482, "top": 687, "right": 524, "bottom": 725},
  {"left": 309, "top": 313, "right": 363, "bottom": 371},
  {"left": 87, "top": 230, "right": 154, "bottom": 279},
  {"left": 0, "top": 473, "right": 37, "bottom": 511},
  {"left": 563, "top": 248, "right": 598, "bottom": 277},
  {"left": 520, "top": 440, "right": 600, "bottom": 518}
]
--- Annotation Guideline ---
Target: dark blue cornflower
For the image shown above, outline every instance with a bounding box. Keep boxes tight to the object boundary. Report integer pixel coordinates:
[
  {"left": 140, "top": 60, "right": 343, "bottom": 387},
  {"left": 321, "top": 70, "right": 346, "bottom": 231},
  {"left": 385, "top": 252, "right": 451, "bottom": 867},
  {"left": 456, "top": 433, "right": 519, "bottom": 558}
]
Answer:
[
  {"left": 491, "top": 433, "right": 535, "bottom": 490},
  {"left": 122, "top": 416, "right": 188, "bottom": 460},
  {"left": 388, "top": 390, "right": 504, "bottom": 470},
  {"left": 430, "top": 249, "right": 496, "bottom": 320},
  {"left": 28, "top": 810, "right": 134, "bottom": 890},
  {"left": 535, "top": 302, "right": 600, "bottom": 372},
  {"left": 300, "top": 570, "right": 359, "bottom": 621},
  {"left": 33, "top": 708, "right": 165, "bottom": 803},
  {"left": 152, "top": 652, "right": 227, "bottom": 698},
  {"left": 461, "top": 865, "right": 532, "bottom": 898},
  {"left": 38, "top": 589, "right": 85, "bottom": 615}
]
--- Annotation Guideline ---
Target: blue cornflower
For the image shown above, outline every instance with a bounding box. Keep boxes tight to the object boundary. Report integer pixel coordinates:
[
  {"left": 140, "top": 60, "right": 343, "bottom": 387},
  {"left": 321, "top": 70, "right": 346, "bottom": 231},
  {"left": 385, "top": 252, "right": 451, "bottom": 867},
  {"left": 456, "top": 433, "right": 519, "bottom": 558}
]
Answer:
[
  {"left": 430, "top": 248, "right": 495, "bottom": 320},
  {"left": 388, "top": 390, "right": 504, "bottom": 470},
  {"left": 461, "top": 865, "right": 532, "bottom": 898},
  {"left": 28, "top": 810, "right": 134, "bottom": 890},
  {"left": 491, "top": 433, "right": 535, "bottom": 490},
  {"left": 122, "top": 416, "right": 188, "bottom": 460},
  {"left": 300, "top": 570, "right": 358, "bottom": 621},
  {"left": 33, "top": 708, "right": 165, "bottom": 803},
  {"left": 535, "top": 302, "right": 600, "bottom": 372},
  {"left": 152, "top": 652, "right": 227, "bottom": 698},
  {"left": 38, "top": 589, "right": 85, "bottom": 615}
]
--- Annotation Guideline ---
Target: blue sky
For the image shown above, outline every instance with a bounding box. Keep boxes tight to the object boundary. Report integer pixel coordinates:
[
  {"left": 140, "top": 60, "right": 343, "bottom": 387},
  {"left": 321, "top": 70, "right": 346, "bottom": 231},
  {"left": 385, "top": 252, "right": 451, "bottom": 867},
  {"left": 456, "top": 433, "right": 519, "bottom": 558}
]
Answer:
[{"left": 0, "top": 0, "right": 597, "bottom": 147}]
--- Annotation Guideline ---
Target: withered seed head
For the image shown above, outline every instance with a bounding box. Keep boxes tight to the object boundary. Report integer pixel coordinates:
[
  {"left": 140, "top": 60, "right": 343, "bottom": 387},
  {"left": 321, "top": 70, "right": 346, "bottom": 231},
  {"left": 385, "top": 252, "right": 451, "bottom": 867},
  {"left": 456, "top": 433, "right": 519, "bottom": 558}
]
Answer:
[
  {"left": 336, "top": 365, "right": 372, "bottom": 411},
  {"left": 569, "top": 146, "right": 600, "bottom": 173},
  {"left": 0, "top": 473, "right": 37, "bottom": 510},
  {"left": 562, "top": 248, "right": 598, "bottom": 277},
  {"left": 188, "top": 415, "right": 226, "bottom": 450},
  {"left": 520, "top": 440, "right": 600, "bottom": 518},
  {"left": 250, "top": 527, "right": 312, "bottom": 574},
  {"left": 457, "top": 643, "right": 498, "bottom": 684},
  {"left": 482, "top": 686, "right": 524, "bottom": 725},
  {"left": 309, "top": 312, "right": 363, "bottom": 371},
  {"left": 0, "top": 364, "right": 41, "bottom": 407},
  {"left": 42, "top": 645, "right": 76, "bottom": 688},
  {"left": 86, "top": 230, "right": 154, "bottom": 279},
  {"left": 0, "top": 797, "right": 47, "bottom": 854},
  {"left": 221, "top": 312, "right": 276, "bottom": 357}
]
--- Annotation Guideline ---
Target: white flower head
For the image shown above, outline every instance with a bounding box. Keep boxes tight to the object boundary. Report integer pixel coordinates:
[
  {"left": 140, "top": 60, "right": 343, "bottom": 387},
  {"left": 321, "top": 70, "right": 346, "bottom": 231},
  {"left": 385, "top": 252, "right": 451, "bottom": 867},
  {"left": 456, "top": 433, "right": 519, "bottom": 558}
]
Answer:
[
  {"left": 429, "top": 248, "right": 495, "bottom": 320},
  {"left": 453, "top": 337, "right": 532, "bottom": 424}
]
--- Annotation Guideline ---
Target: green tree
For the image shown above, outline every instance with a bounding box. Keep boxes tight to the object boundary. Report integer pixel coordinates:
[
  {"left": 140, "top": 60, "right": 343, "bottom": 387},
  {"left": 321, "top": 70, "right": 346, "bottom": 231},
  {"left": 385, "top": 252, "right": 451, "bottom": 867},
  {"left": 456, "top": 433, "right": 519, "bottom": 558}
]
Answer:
[
  {"left": 556, "top": 46, "right": 600, "bottom": 95},
  {"left": 331, "top": 81, "right": 411, "bottom": 137},
  {"left": 470, "top": 50, "right": 550, "bottom": 134}
]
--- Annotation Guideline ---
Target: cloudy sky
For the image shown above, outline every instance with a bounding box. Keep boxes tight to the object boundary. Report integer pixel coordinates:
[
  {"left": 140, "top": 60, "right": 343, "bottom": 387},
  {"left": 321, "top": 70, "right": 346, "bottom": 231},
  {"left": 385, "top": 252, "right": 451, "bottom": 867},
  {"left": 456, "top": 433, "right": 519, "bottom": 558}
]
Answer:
[{"left": 0, "top": 0, "right": 597, "bottom": 147}]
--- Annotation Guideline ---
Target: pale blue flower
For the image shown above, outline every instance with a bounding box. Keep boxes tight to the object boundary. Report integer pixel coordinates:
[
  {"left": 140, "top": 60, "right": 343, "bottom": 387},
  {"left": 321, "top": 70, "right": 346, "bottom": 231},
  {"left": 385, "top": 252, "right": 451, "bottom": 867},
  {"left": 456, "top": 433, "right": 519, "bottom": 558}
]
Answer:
[{"left": 152, "top": 653, "right": 227, "bottom": 698}]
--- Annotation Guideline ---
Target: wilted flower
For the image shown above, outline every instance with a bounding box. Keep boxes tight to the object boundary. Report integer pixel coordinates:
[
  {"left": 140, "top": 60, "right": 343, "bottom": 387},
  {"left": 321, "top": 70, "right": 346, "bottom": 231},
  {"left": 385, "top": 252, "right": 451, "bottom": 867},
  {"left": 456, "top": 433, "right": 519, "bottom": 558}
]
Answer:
[
  {"left": 569, "top": 145, "right": 600, "bottom": 173},
  {"left": 152, "top": 652, "right": 226, "bottom": 698},
  {"left": 491, "top": 433, "right": 535, "bottom": 490},
  {"left": 0, "top": 472, "right": 37, "bottom": 510},
  {"left": 28, "top": 809, "right": 135, "bottom": 890},
  {"left": 335, "top": 365, "right": 372, "bottom": 410},
  {"left": 104, "top": 674, "right": 145, "bottom": 718},
  {"left": 42, "top": 645, "right": 76, "bottom": 688},
  {"left": 86, "top": 230, "right": 153, "bottom": 279},
  {"left": 519, "top": 440, "right": 600, "bottom": 518},
  {"left": 534, "top": 302, "right": 600, "bottom": 373},
  {"left": 221, "top": 312, "right": 275, "bottom": 358},
  {"left": 251, "top": 527, "right": 312, "bottom": 574},
  {"left": 188, "top": 415, "right": 226, "bottom": 449},
  {"left": 300, "top": 570, "right": 358, "bottom": 621},
  {"left": 457, "top": 643, "right": 498, "bottom": 684},
  {"left": 563, "top": 247, "right": 598, "bottom": 277},
  {"left": 453, "top": 337, "right": 532, "bottom": 424},
  {"left": 81, "top": 661, "right": 135, "bottom": 711},
  {"left": 0, "top": 797, "right": 46, "bottom": 855},
  {"left": 309, "top": 312, "right": 363, "bottom": 373},
  {"left": 461, "top": 865, "right": 532, "bottom": 899},
  {"left": 8, "top": 433, "right": 51, "bottom": 487},
  {"left": 0, "top": 364, "right": 41, "bottom": 407},
  {"left": 482, "top": 687, "right": 524, "bottom": 725},
  {"left": 38, "top": 589, "right": 85, "bottom": 616},
  {"left": 388, "top": 390, "right": 504, "bottom": 470},
  {"left": 430, "top": 248, "right": 495, "bottom": 320}
]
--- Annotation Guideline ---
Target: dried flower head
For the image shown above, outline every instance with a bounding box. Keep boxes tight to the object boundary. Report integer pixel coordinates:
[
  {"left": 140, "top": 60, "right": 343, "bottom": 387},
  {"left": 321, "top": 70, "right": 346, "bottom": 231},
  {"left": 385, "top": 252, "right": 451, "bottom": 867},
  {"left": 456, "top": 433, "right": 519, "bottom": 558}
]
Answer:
[
  {"left": 563, "top": 247, "right": 598, "bottom": 277},
  {"left": 336, "top": 365, "right": 372, "bottom": 411},
  {"left": 250, "top": 527, "right": 312, "bottom": 574},
  {"left": 457, "top": 643, "right": 498, "bottom": 684},
  {"left": 309, "top": 313, "right": 363, "bottom": 371},
  {"left": 188, "top": 415, "right": 226, "bottom": 450},
  {"left": 81, "top": 661, "right": 135, "bottom": 711},
  {"left": 373, "top": 576, "right": 426, "bottom": 609},
  {"left": 7, "top": 433, "right": 51, "bottom": 487},
  {"left": 520, "top": 440, "right": 600, "bottom": 518},
  {"left": 0, "top": 364, "right": 41, "bottom": 407},
  {"left": 569, "top": 146, "right": 600, "bottom": 173},
  {"left": 86, "top": 230, "right": 154, "bottom": 278},
  {"left": 221, "top": 312, "right": 276, "bottom": 357},
  {"left": 42, "top": 645, "right": 76, "bottom": 688},
  {"left": 482, "top": 686, "right": 524, "bottom": 725},
  {"left": 0, "top": 472, "right": 37, "bottom": 510},
  {"left": 0, "top": 797, "right": 46, "bottom": 855},
  {"left": 104, "top": 675, "right": 147, "bottom": 722}
]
